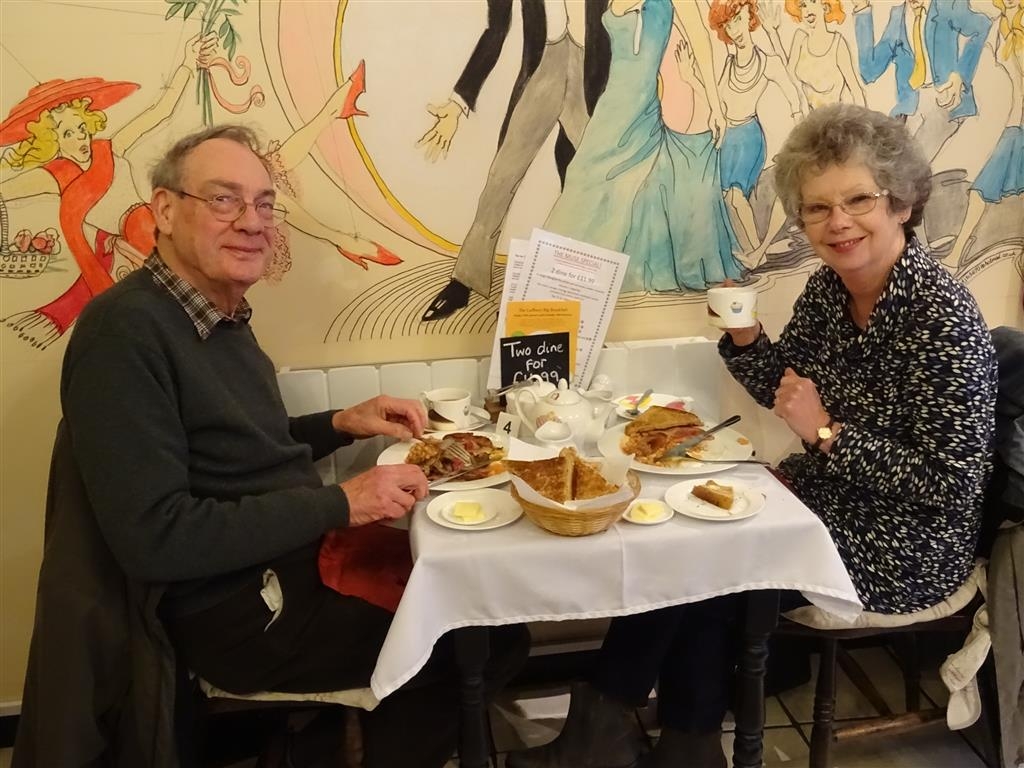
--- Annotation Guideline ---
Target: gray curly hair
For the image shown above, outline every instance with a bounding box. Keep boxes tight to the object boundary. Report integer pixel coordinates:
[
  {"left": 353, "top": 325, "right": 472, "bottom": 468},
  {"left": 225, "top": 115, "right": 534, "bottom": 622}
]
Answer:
[
  {"left": 773, "top": 104, "right": 932, "bottom": 230},
  {"left": 150, "top": 124, "right": 271, "bottom": 191}
]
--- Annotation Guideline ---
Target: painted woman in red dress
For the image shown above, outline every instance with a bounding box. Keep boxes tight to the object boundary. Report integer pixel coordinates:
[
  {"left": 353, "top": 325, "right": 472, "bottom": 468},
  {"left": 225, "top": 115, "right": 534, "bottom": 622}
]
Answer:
[{"left": 0, "top": 35, "right": 216, "bottom": 348}]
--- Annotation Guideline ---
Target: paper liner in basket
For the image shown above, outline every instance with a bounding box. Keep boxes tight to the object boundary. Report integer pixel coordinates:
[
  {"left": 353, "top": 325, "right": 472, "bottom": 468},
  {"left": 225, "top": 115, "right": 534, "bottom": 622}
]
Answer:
[{"left": 508, "top": 457, "right": 635, "bottom": 511}]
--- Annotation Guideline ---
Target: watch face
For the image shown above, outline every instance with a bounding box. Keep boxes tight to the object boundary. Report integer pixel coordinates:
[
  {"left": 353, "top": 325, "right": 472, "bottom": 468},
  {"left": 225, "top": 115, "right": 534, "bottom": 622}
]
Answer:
[{"left": 817, "top": 426, "right": 833, "bottom": 440}]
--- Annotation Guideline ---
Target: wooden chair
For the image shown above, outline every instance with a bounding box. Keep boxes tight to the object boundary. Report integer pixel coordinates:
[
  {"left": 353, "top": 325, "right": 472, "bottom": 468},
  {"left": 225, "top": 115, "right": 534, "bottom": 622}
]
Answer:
[
  {"left": 775, "top": 564, "right": 1002, "bottom": 768},
  {"left": 192, "top": 679, "right": 372, "bottom": 767},
  {"left": 13, "top": 420, "right": 370, "bottom": 768},
  {"left": 772, "top": 437, "right": 1024, "bottom": 768}
]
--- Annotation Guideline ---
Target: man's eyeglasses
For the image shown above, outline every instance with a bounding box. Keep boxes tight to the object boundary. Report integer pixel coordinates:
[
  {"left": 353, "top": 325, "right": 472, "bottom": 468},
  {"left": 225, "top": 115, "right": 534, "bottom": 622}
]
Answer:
[
  {"left": 799, "top": 190, "right": 890, "bottom": 224},
  {"left": 172, "top": 189, "right": 288, "bottom": 226}
]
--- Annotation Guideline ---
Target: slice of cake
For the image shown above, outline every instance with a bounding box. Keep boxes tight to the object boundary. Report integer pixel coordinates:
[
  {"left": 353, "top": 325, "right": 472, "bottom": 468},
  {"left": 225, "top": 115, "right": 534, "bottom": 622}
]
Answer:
[{"left": 690, "top": 480, "right": 734, "bottom": 510}]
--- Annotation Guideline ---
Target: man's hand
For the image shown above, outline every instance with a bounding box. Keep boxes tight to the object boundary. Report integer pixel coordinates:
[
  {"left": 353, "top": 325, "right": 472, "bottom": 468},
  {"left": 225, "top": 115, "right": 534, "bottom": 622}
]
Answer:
[
  {"left": 417, "top": 100, "right": 464, "bottom": 162},
  {"left": 935, "top": 71, "right": 964, "bottom": 111},
  {"left": 773, "top": 367, "right": 830, "bottom": 444},
  {"left": 332, "top": 395, "right": 427, "bottom": 440},
  {"left": 341, "top": 465, "right": 428, "bottom": 526},
  {"left": 852, "top": 0, "right": 870, "bottom": 12}
]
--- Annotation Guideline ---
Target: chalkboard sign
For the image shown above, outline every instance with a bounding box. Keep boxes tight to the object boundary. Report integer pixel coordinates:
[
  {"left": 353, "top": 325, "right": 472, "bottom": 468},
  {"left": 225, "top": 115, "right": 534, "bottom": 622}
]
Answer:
[{"left": 498, "top": 332, "right": 571, "bottom": 388}]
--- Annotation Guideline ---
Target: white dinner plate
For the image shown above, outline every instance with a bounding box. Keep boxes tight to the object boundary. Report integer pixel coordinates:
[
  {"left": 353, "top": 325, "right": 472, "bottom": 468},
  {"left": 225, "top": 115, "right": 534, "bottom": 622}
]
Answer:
[
  {"left": 664, "top": 479, "right": 765, "bottom": 521},
  {"left": 622, "top": 498, "right": 673, "bottom": 525},
  {"left": 615, "top": 393, "right": 695, "bottom": 421},
  {"left": 425, "top": 406, "right": 492, "bottom": 434},
  {"left": 426, "top": 489, "right": 523, "bottom": 531},
  {"left": 377, "top": 430, "right": 511, "bottom": 491},
  {"left": 597, "top": 422, "right": 754, "bottom": 475}
]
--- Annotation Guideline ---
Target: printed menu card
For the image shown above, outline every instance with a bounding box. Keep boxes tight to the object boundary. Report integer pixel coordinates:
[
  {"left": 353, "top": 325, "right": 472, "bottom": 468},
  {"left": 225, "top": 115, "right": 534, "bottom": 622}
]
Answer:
[{"left": 487, "top": 229, "right": 629, "bottom": 389}]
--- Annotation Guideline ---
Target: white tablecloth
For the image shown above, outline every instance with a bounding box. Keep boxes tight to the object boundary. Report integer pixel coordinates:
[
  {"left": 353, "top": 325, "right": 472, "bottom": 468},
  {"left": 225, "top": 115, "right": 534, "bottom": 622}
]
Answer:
[{"left": 368, "top": 464, "right": 861, "bottom": 701}]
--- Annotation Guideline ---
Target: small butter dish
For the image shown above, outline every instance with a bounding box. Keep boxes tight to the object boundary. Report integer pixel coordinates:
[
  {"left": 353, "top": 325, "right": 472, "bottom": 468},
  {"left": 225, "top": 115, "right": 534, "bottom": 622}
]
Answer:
[{"left": 623, "top": 498, "right": 672, "bottom": 525}]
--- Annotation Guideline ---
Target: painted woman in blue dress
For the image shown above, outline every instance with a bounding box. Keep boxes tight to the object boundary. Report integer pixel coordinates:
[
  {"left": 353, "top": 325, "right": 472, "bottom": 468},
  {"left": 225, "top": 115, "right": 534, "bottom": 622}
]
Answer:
[
  {"left": 543, "top": 0, "right": 743, "bottom": 293},
  {"left": 945, "top": 0, "right": 1024, "bottom": 268},
  {"left": 709, "top": 0, "right": 805, "bottom": 267}
]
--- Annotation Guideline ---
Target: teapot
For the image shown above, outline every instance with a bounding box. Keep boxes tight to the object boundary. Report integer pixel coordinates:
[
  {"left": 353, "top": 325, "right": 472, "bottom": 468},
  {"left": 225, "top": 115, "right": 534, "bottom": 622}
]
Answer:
[
  {"left": 513, "top": 378, "right": 615, "bottom": 446},
  {"left": 504, "top": 375, "right": 557, "bottom": 417}
]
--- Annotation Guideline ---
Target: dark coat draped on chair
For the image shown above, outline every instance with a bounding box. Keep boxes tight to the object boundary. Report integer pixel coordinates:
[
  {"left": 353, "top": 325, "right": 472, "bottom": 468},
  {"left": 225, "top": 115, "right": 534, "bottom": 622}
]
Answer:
[{"left": 13, "top": 420, "right": 179, "bottom": 768}]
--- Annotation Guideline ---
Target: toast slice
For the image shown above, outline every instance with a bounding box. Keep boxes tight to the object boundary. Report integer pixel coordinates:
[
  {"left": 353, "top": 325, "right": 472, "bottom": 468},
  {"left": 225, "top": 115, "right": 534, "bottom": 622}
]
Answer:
[
  {"left": 566, "top": 450, "right": 619, "bottom": 499},
  {"left": 625, "top": 405, "right": 702, "bottom": 436},
  {"left": 504, "top": 454, "right": 573, "bottom": 503},
  {"left": 690, "top": 480, "right": 734, "bottom": 510}
]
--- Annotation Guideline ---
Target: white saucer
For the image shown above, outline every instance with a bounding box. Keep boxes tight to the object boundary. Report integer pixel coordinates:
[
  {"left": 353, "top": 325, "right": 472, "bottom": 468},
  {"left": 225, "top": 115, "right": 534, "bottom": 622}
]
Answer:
[
  {"left": 426, "top": 489, "right": 523, "bottom": 531},
  {"left": 664, "top": 479, "right": 765, "bottom": 521}
]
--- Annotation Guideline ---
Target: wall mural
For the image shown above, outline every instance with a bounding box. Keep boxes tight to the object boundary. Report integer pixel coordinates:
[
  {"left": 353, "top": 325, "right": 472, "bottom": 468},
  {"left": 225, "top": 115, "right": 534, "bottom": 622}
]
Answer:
[{"left": 1, "top": 0, "right": 1021, "bottom": 356}]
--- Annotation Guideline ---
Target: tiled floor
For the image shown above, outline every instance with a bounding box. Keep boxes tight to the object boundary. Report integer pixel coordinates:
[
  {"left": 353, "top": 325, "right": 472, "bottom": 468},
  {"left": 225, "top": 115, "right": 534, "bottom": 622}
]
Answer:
[
  {"left": 0, "top": 645, "right": 995, "bottom": 767},
  {"left": 471, "top": 644, "right": 991, "bottom": 768}
]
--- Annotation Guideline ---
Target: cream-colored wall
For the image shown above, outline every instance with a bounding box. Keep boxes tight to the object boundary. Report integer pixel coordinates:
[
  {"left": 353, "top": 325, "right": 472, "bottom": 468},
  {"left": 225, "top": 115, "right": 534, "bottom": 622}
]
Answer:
[{"left": 1, "top": 0, "right": 1021, "bottom": 706}]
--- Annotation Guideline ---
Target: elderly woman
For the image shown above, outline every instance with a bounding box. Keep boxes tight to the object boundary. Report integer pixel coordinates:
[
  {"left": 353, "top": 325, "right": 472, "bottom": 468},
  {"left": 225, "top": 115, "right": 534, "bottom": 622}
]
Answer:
[
  {"left": 722, "top": 103, "right": 996, "bottom": 612},
  {"left": 508, "top": 104, "right": 997, "bottom": 768}
]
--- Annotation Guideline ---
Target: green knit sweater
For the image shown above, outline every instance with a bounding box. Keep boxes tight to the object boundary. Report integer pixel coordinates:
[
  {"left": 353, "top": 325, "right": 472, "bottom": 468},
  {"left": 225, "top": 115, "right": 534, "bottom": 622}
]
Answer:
[{"left": 61, "top": 269, "right": 352, "bottom": 613}]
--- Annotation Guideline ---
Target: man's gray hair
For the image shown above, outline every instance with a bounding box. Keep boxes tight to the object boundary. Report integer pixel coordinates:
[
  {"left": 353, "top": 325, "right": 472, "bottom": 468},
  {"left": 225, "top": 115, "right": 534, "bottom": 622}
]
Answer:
[{"left": 150, "top": 124, "right": 272, "bottom": 191}]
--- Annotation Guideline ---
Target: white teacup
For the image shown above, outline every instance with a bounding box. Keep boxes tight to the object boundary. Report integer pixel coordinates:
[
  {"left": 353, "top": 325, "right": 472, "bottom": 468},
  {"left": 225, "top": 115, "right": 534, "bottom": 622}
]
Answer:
[
  {"left": 421, "top": 387, "right": 472, "bottom": 430},
  {"left": 706, "top": 286, "right": 758, "bottom": 329}
]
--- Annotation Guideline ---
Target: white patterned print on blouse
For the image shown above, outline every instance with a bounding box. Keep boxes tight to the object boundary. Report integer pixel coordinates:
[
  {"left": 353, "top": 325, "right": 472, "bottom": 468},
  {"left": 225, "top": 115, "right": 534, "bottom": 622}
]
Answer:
[{"left": 719, "top": 237, "right": 997, "bottom": 613}]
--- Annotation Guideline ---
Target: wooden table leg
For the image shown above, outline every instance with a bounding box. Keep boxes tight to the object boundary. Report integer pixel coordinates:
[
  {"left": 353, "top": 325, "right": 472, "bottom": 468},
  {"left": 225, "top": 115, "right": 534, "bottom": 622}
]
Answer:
[
  {"left": 453, "top": 626, "right": 492, "bottom": 768},
  {"left": 733, "top": 590, "right": 779, "bottom": 768}
]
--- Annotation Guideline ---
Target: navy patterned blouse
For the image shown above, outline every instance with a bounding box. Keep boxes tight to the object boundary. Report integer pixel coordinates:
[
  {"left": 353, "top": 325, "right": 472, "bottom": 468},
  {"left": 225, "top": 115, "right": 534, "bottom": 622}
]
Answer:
[{"left": 719, "top": 237, "right": 997, "bottom": 613}]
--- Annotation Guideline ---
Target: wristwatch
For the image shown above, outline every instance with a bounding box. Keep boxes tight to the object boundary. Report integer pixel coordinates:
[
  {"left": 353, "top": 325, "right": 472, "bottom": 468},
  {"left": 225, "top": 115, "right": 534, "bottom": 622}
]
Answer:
[{"left": 813, "top": 419, "right": 838, "bottom": 449}]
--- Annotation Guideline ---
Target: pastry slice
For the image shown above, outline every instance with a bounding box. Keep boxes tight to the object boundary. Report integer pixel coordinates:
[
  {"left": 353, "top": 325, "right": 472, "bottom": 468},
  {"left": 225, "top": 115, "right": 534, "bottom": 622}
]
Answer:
[{"left": 690, "top": 480, "right": 734, "bottom": 510}]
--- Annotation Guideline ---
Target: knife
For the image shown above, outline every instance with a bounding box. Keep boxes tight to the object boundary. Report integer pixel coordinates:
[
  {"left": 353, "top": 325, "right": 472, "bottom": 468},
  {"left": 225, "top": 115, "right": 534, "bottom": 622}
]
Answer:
[
  {"left": 427, "top": 460, "right": 497, "bottom": 489},
  {"left": 662, "top": 414, "right": 742, "bottom": 459}
]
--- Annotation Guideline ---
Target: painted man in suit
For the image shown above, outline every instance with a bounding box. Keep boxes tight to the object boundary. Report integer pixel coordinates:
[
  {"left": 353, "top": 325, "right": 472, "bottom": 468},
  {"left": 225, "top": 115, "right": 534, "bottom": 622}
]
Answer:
[
  {"left": 417, "top": 0, "right": 610, "bottom": 322},
  {"left": 853, "top": 0, "right": 991, "bottom": 162}
]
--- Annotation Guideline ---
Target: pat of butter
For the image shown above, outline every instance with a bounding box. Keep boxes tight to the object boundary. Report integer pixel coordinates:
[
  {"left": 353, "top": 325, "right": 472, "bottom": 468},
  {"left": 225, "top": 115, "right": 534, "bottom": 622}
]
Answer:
[
  {"left": 632, "top": 501, "right": 665, "bottom": 521},
  {"left": 452, "top": 500, "right": 485, "bottom": 523}
]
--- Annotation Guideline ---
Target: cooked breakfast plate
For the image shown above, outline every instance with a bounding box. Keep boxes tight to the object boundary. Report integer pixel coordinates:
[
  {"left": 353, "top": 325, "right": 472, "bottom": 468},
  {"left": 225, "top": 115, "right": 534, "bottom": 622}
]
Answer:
[
  {"left": 665, "top": 479, "right": 765, "bottom": 521},
  {"left": 426, "top": 489, "right": 523, "bottom": 530},
  {"left": 615, "top": 393, "right": 695, "bottom": 421},
  {"left": 597, "top": 422, "right": 754, "bottom": 475},
  {"left": 377, "top": 430, "right": 510, "bottom": 491}
]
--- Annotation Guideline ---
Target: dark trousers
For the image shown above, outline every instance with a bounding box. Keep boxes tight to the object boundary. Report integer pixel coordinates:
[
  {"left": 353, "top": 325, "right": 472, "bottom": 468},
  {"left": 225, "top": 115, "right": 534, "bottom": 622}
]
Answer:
[
  {"left": 166, "top": 547, "right": 529, "bottom": 768},
  {"left": 590, "top": 595, "right": 743, "bottom": 733}
]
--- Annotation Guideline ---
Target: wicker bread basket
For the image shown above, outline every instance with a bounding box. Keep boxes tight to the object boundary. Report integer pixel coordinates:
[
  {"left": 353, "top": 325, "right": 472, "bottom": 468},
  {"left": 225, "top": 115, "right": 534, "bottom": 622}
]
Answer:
[{"left": 511, "top": 470, "right": 641, "bottom": 536}]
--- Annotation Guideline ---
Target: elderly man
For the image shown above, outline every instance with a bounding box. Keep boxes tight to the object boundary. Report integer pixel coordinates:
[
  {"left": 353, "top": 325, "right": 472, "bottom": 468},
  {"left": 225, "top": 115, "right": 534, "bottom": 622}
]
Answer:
[{"left": 59, "top": 124, "right": 526, "bottom": 768}]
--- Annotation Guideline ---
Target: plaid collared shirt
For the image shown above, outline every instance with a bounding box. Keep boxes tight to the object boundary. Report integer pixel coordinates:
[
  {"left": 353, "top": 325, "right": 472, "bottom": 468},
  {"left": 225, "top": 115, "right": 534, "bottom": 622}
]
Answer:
[{"left": 145, "top": 251, "right": 252, "bottom": 339}]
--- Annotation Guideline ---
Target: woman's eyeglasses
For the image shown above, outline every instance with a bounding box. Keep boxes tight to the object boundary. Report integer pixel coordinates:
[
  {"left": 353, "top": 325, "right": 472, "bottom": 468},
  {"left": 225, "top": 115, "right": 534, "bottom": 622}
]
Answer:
[
  {"left": 172, "top": 190, "right": 288, "bottom": 226},
  {"left": 799, "top": 190, "right": 890, "bottom": 224}
]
